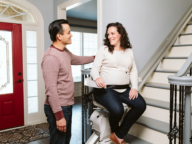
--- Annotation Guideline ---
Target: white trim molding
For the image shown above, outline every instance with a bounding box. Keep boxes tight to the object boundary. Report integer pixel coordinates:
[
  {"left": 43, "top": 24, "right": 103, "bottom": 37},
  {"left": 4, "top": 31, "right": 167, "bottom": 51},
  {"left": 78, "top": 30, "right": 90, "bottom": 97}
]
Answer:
[
  {"left": 0, "top": 0, "right": 46, "bottom": 127},
  {"left": 97, "top": 0, "right": 102, "bottom": 48},
  {"left": 138, "top": 5, "right": 192, "bottom": 91}
]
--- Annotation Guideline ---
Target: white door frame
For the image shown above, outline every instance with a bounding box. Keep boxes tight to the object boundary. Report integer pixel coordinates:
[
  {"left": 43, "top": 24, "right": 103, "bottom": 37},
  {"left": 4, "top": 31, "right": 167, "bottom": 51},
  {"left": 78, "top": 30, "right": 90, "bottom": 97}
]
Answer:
[
  {"left": 0, "top": 0, "right": 46, "bottom": 128},
  {"left": 57, "top": 0, "right": 103, "bottom": 48}
]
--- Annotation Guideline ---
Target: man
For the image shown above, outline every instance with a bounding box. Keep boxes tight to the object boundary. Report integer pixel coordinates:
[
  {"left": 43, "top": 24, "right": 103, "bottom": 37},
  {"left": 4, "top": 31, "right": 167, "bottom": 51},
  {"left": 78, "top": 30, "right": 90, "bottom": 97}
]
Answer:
[{"left": 42, "top": 19, "right": 94, "bottom": 144}]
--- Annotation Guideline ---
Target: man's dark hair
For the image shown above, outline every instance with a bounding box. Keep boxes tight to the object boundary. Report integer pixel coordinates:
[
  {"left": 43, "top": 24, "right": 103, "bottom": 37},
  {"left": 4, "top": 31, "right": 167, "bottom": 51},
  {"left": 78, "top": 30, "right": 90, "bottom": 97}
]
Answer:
[{"left": 49, "top": 19, "right": 69, "bottom": 42}]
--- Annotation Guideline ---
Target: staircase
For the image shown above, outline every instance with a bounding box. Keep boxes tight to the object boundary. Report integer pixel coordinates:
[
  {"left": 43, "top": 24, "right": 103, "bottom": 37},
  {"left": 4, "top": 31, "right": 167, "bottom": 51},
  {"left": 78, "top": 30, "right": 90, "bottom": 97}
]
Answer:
[{"left": 127, "top": 20, "right": 192, "bottom": 143}]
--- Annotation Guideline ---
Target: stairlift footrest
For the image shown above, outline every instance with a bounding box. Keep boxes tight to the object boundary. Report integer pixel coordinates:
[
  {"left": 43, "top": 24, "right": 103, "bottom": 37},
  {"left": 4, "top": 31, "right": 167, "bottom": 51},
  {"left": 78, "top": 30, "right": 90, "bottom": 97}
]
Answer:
[{"left": 86, "top": 132, "right": 99, "bottom": 144}]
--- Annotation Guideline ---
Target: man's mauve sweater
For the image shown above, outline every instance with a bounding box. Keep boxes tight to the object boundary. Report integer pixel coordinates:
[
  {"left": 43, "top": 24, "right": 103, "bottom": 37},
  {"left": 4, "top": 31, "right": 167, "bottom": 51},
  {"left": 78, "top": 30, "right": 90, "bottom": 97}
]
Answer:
[{"left": 41, "top": 45, "right": 94, "bottom": 120}]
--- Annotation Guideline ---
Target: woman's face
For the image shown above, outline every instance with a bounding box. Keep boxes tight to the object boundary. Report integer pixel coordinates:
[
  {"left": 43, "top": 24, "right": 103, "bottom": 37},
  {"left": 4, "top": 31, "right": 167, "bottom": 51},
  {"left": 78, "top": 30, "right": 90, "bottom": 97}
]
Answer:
[{"left": 107, "top": 26, "right": 121, "bottom": 46}]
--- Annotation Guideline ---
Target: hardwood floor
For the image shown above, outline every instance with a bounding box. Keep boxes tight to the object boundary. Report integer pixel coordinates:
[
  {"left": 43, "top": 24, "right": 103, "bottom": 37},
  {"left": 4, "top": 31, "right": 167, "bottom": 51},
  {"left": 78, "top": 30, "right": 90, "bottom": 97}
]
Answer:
[
  {"left": 25, "top": 97, "right": 152, "bottom": 144},
  {"left": 27, "top": 96, "right": 82, "bottom": 144}
]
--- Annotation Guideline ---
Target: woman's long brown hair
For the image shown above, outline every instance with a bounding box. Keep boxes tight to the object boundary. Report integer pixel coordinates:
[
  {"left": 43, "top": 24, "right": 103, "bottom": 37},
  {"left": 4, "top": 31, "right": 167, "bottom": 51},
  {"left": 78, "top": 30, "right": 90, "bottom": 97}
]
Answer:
[{"left": 104, "top": 22, "right": 132, "bottom": 53}]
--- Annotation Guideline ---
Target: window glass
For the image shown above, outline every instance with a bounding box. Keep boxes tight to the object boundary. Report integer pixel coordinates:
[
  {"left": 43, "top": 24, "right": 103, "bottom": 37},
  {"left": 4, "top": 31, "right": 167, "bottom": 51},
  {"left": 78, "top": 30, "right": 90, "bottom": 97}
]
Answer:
[
  {"left": 26, "top": 31, "right": 38, "bottom": 113},
  {"left": 83, "top": 33, "right": 97, "bottom": 69},
  {"left": 67, "top": 32, "right": 82, "bottom": 82},
  {"left": 67, "top": 31, "right": 97, "bottom": 82},
  {"left": 28, "top": 97, "right": 38, "bottom": 113},
  {"left": 0, "top": 2, "right": 34, "bottom": 22},
  {"left": 0, "top": 31, "right": 13, "bottom": 94}
]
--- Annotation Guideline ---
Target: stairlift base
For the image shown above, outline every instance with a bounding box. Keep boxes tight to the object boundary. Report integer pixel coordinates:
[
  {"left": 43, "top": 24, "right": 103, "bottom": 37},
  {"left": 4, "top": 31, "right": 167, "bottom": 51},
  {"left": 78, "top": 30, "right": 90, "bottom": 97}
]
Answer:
[
  {"left": 86, "top": 135, "right": 129, "bottom": 144},
  {"left": 86, "top": 134, "right": 115, "bottom": 144},
  {"left": 98, "top": 138, "right": 129, "bottom": 144},
  {"left": 86, "top": 108, "right": 129, "bottom": 144},
  {"left": 97, "top": 138, "right": 115, "bottom": 144}
]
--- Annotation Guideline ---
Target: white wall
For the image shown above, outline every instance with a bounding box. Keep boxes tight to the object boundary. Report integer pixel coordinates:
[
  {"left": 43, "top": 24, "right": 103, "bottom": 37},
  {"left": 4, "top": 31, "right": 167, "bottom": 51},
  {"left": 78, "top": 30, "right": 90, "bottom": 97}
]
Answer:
[
  {"left": 26, "top": 0, "right": 70, "bottom": 50},
  {"left": 102, "top": 0, "right": 192, "bottom": 72},
  {"left": 26, "top": 0, "right": 54, "bottom": 50}
]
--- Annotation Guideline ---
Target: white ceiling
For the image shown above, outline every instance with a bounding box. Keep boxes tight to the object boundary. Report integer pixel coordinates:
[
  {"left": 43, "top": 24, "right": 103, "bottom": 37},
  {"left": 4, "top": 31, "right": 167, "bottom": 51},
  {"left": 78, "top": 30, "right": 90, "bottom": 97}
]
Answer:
[{"left": 67, "top": 0, "right": 97, "bottom": 21}]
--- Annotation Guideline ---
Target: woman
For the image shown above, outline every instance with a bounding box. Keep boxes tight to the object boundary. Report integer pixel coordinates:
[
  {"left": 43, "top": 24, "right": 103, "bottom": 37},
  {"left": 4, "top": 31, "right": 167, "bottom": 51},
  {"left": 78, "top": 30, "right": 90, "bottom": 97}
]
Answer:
[{"left": 90, "top": 22, "right": 146, "bottom": 144}]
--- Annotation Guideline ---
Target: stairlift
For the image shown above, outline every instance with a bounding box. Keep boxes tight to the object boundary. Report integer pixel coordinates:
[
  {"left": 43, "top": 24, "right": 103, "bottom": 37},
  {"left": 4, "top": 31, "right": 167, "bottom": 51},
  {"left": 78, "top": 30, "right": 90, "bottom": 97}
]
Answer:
[{"left": 84, "top": 77, "right": 129, "bottom": 144}]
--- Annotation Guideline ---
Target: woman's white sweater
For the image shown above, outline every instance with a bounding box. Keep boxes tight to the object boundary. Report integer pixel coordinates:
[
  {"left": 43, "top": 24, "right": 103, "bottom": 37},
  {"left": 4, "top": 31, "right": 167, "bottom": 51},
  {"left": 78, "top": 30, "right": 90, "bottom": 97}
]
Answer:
[{"left": 90, "top": 46, "right": 138, "bottom": 93}]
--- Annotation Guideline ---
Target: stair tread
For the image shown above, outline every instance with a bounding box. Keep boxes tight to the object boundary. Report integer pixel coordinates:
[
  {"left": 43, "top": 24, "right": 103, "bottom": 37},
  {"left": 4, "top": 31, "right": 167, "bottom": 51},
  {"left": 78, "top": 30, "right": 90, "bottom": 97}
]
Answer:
[
  {"left": 163, "top": 57, "right": 188, "bottom": 59},
  {"left": 136, "top": 116, "right": 192, "bottom": 135},
  {"left": 145, "top": 97, "right": 169, "bottom": 109},
  {"left": 136, "top": 116, "right": 169, "bottom": 134},
  {"left": 144, "top": 82, "right": 170, "bottom": 90},
  {"left": 172, "top": 44, "right": 192, "bottom": 47},
  {"left": 180, "top": 33, "right": 192, "bottom": 36},
  {"left": 154, "top": 69, "right": 178, "bottom": 73},
  {"left": 154, "top": 69, "right": 191, "bottom": 74},
  {"left": 187, "top": 23, "right": 192, "bottom": 25},
  {"left": 124, "top": 134, "right": 152, "bottom": 144},
  {"left": 144, "top": 97, "right": 192, "bottom": 113},
  {"left": 144, "top": 82, "right": 191, "bottom": 91}
]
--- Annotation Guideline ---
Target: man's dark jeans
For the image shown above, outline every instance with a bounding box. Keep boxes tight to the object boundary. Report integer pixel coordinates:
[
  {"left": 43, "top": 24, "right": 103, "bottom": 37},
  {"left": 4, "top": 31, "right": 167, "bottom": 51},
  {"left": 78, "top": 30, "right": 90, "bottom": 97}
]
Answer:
[
  {"left": 93, "top": 88, "right": 146, "bottom": 139},
  {"left": 44, "top": 104, "right": 72, "bottom": 144}
]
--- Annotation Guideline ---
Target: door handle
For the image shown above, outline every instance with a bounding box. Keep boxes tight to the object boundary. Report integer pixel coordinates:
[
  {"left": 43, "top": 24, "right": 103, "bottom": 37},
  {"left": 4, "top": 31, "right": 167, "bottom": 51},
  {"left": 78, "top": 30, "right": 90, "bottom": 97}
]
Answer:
[{"left": 16, "top": 79, "right": 22, "bottom": 83}]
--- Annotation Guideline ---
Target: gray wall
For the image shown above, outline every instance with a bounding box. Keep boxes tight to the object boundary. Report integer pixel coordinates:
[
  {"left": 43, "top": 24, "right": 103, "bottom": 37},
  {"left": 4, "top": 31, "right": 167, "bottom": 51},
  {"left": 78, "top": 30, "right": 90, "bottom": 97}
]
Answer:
[
  {"left": 102, "top": 0, "right": 192, "bottom": 72},
  {"left": 27, "top": 0, "right": 54, "bottom": 50}
]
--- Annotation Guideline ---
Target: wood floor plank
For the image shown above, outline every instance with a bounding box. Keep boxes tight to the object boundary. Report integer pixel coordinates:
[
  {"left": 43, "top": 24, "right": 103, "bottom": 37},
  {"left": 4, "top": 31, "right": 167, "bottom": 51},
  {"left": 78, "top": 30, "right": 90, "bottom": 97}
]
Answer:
[{"left": 27, "top": 97, "right": 82, "bottom": 144}]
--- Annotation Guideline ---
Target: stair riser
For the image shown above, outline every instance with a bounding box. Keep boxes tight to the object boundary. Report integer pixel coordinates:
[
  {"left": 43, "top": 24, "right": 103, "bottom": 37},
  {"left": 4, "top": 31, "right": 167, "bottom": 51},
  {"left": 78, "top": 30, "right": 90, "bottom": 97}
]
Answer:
[
  {"left": 143, "top": 105, "right": 192, "bottom": 124},
  {"left": 140, "top": 86, "right": 177, "bottom": 102},
  {"left": 161, "top": 59, "right": 186, "bottom": 70},
  {"left": 165, "top": 46, "right": 192, "bottom": 57},
  {"left": 147, "top": 72, "right": 175, "bottom": 85},
  {"left": 174, "top": 35, "right": 192, "bottom": 45},
  {"left": 181, "top": 25, "right": 192, "bottom": 34},
  {"left": 129, "top": 124, "right": 177, "bottom": 144},
  {"left": 140, "top": 86, "right": 192, "bottom": 104}
]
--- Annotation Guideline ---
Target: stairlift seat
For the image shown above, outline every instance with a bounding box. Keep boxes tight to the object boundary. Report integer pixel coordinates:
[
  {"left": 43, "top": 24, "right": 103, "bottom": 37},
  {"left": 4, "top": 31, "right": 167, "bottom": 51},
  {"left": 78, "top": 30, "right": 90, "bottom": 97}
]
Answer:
[
  {"left": 93, "top": 97, "right": 128, "bottom": 110},
  {"left": 84, "top": 77, "right": 129, "bottom": 109},
  {"left": 93, "top": 100, "right": 106, "bottom": 109}
]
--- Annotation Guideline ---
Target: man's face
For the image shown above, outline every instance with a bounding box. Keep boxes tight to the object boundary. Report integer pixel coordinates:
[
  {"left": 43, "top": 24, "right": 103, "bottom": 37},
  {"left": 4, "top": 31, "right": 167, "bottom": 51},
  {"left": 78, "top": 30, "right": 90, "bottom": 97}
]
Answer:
[{"left": 57, "top": 24, "right": 73, "bottom": 45}]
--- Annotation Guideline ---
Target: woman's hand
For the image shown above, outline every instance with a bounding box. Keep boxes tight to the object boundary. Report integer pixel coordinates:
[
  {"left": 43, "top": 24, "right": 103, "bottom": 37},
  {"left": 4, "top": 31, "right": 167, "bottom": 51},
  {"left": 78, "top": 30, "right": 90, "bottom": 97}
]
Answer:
[
  {"left": 95, "top": 77, "right": 106, "bottom": 88},
  {"left": 129, "top": 88, "right": 138, "bottom": 100}
]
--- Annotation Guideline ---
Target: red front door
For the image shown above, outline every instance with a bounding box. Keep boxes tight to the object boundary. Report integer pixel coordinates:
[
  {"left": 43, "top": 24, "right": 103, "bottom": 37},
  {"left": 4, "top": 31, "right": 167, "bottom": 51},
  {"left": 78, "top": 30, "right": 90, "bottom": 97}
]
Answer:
[{"left": 0, "top": 22, "right": 24, "bottom": 130}]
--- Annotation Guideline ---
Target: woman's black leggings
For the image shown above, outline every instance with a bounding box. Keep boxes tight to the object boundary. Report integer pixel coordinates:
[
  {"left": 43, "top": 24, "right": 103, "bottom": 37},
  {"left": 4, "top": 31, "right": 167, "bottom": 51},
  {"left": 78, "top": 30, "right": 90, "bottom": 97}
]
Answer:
[{"left": 93, "top": 87, "right": 146, "bottom": 139}]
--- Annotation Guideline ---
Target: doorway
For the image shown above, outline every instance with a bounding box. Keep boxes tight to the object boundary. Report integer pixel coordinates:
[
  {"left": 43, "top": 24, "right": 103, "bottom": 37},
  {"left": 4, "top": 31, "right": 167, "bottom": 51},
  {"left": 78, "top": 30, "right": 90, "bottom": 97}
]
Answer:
[
  {"left": 0, "top": 0, "right": 45, "bottom": 129},
  {"left": 0, "top": 22, "right": 24, "bottom": 130},
  {"left": 66, "top": 0, "right": 97, "bottom": 97}
]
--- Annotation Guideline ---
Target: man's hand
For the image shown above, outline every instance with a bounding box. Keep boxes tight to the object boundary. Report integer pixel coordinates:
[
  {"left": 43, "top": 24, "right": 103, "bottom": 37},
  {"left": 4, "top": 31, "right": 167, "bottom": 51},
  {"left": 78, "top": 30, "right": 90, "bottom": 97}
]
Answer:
[
  {"left": 95, "top": 77, "right": 106, "bottom": 88},
  {"left": 129, "top": 88, "right": 138, "bottom": 100},
  {"left": 56, "top": 118, "right": 66, "bottom": 132}
]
